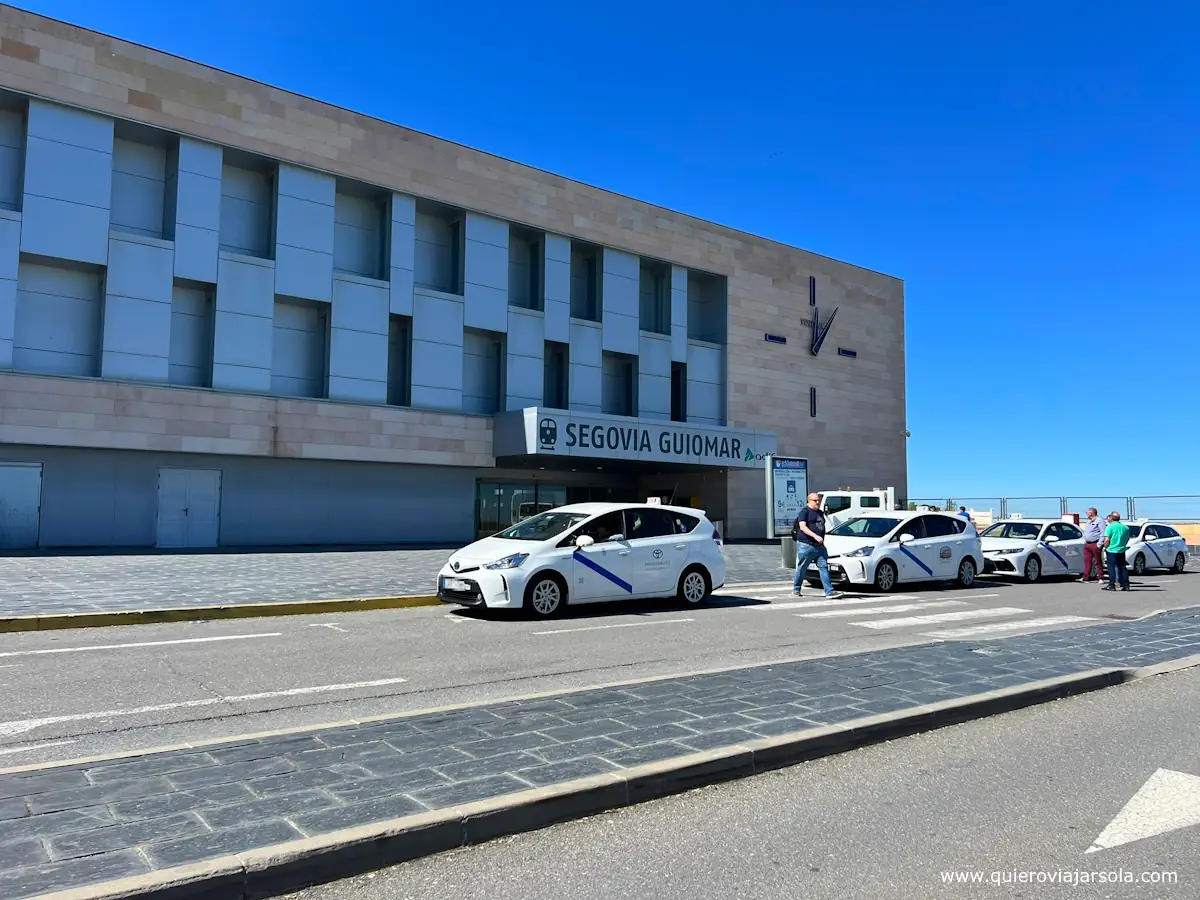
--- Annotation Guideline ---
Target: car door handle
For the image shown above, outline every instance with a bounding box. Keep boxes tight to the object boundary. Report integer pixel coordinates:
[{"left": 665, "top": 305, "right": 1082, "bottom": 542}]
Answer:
[
  {"left": 618, "top": 550, "right": 630, "bottom": 556},
  {"left": 675, "top": 544, "right": 686, "bottom": 550}
]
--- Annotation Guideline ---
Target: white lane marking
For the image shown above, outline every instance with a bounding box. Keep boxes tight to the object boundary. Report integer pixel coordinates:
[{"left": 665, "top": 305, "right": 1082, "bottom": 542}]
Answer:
[
  {"left": 920, "top": 616, "right": 1100, "bottom": 639},
  {"left": 0, "top": 739, "right": 77, "bottom": 756},
  {"left": 533, "top": 618, "right": 695, "bottom": 636},
  {"left": 751, "top": 595, "right": 920, "bottom": 611},
  {"left": 0, "top": 677, "right": 409, "bottom": 738},
  {"left": 444, "top": 614, "right": 483, "bottom": 625},
  {"left": 855, "top": 607, "right": 1033, "bottom": 629},
  {"left": 796, "top": 601, "right": 966, "bottom": 618},
  {"left": 0, "top": 633, "right": 283, "bottom": 659},
  {"left": 308, "top": 623, "right": 348, "bottom": 633},
  {"left": 1087, "top": 768, "right": 1200, "bottom": 853},
  {"left": 0, "top": 664, "right": 17, "bottom": 669}
]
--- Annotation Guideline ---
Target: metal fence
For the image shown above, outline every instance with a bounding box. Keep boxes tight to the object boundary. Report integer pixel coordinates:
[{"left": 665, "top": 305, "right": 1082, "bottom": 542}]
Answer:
[{"left": 902, "top": 495, "right": 1200, "bottom": 523}]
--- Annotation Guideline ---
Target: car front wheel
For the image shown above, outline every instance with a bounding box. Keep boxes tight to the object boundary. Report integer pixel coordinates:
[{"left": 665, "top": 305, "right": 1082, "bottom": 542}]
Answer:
[
  {"left": 677, "top": 567, "right": 711, "bottom": 606},
  {"left": 1132, "top": 553, "right": 1147, "bottom": 576},
  {"left": 874, "top": 559, "right": 899, "bottom": 593},
  {"left": 524, "top": 573, "right": 566, "bottom": 618},
  {"left": 957, "top": 557, "right": 977, "bottom": 588},
  {"left": 1023, "top": 555, "right": 1041, "bottom": 583}
]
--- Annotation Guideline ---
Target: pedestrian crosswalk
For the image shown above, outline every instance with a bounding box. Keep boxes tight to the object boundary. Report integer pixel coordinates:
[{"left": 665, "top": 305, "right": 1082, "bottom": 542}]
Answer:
[{"left": 713, "top": 582, "right": 1101, "bottom": 640}]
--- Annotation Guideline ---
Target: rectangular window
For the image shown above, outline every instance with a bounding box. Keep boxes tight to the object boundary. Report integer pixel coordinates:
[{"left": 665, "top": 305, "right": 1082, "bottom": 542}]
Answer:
[
  {"left": 639, "top": 259, "right": 670, "bottom": 335},
  {"left": 333, "top": 183, "right": 386, "bottom": 279},
  {"left": 168, "top": 283, "right": 214, "bottom": 387},
  {"left": 111, "top": 125, "right": 172, "bottom": 239},
  {"left": 0, "top": 96, "right": 25, "bottom": 211},
  {"left": 13, "top": 260, "right": 103, "bottom": 377},
  {"left": 602, "top": 351, "right": 637, "bottom": 417},
  {"left": 271, "top": 298, "right": 328, "bottom": 398},
  {"left": 671, "top": 362, "right": 687, "bottom": 422},
  {"left": 810, "top": 386, "right": 817, "bottom": 418},
  {"left": 508, "top": 227, "right": 543, "bottom": 310},
  {"left": 543, "top": 340, "right": 569, "bottom": 409},
  {"left": 220, "top": 154, "right": 274, "bottom": 258},
  {"left": 462, "top": 328, "right": 504, "bottom": 414},
  {"left": 809, "top": 275, "right": 816, "bottom": 306},
  {"left": 414, "top": 201, "right": 463, "bottom": 294},
  {"left": 387, "top": 314, "right": 412, "bottom": 406},
  {"left": 570, "top": 242, "right": 600, "bottom": 321},
  {"left": 687, "top": 271, "right": 727, "bottom": 344}
]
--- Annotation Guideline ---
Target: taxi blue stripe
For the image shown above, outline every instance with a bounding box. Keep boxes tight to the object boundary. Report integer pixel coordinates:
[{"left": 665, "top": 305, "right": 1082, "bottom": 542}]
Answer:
[
  {"left": 1145, "top": 542, "right": 1165, "bottom": 567},
  {"left": 898, "top": 544, "right": 933, "bottom": 576},
  {"left": 1039, "top": 541, "right": 1069, "bottom": 569},
  {"left": 573, "top": 550, "right": 634, "bottom": 593}
]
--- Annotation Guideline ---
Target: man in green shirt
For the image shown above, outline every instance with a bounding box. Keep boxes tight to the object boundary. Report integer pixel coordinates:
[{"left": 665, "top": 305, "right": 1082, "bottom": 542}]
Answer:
[{"left": 1101, "top": 512, "right": 1131, "bottom": 591}]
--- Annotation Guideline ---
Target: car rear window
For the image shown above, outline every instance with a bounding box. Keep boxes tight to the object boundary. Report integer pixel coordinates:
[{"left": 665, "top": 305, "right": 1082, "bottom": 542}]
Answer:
[{"left": 669, "top": 512, "right": 700, "bottom": 534}]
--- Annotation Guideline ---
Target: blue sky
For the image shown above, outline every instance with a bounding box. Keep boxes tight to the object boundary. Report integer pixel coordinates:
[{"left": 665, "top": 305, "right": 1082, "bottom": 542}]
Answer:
[{"left": 19, "top": 0, "right": 1200, "bottom": 498}]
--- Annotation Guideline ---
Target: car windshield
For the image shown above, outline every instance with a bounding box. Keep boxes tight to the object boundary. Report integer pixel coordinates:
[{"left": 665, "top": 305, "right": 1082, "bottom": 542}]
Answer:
[
  {"left": 830, "top": 517, "right": 902, "bottom": 538},
  {"left": 496, "top": 511, "right": 589, "bottom": 541},
  {"left": 981, "top": 522, "right": 1043, "bottom": 540}
]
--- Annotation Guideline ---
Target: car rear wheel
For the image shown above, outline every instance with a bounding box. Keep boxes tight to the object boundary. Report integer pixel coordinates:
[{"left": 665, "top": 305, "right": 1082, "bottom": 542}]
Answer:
[
  {"left": 1172, "top": 552, "right": 1187, "bottom": 574},
  {"left": 524, "top": 573, "right": 566, "bottom": 618},
  {"left": 1023, "top": 555, "right": 1041, "bottom": 583},
  {"left": 957, "top": 557, "right": 977, "bottom": 588},
  {"left": 677, "top": 566, "right": 711, "bottom": 606},
  {"left": 1132, "top": 553, "right": 1147, "bottom": 576},
  {"left": 874, "top": 560, "right": 899, "bottom": 593}
]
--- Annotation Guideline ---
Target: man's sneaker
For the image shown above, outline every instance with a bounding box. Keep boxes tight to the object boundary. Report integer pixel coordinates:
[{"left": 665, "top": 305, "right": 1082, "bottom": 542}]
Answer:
[
  {"left": 824, "top": 590, "right": 843, "bottom": 599},
  {"left": 791, "top": 589, "right": 803, "bottom": 597}
]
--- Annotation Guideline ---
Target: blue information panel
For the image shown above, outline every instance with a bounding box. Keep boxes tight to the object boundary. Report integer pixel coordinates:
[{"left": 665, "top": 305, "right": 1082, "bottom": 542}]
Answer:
[{"left": 768, "top": 456, "right": 808, "bottom": 538}]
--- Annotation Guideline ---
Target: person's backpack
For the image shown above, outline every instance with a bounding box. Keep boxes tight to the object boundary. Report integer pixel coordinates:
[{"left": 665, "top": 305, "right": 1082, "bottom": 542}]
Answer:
[{"left": 790, "top": 515, "right": 801, "bottom": 541}]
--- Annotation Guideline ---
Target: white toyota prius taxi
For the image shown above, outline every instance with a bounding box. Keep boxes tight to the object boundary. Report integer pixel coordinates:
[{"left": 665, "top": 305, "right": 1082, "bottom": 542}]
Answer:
[
  {"left": 1122, "top": 520, "right": 1189, "bottom": 576},
  {"left": 802, "top": 510, "right": 983, "bottom": 592},
  {"left": 437, "top": 502, "right": 727, "bottom": 617}
]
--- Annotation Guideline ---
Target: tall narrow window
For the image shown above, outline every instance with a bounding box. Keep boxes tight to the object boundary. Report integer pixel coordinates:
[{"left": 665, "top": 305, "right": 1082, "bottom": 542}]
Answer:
[
  {"left": 810, "top": 386, "right": 817, "bottom": 418},
  {"left": 809, "top": 275, "right": 816, "bottom": 306},
  {"left": 543, "top": 341, "right": 568, "bottom": 409},
  {"left": 388, "top": 314, "right": 412, "bottom": 406},
  {"left": 570, "top": 242, "right": 601, "bottom": 321},
  {"left": 671, "top": 362, "right": 687, "bottom": 422},
  {"left": 639, "top": 259, "right": 670, "bottom": 335},
  {"left": 414, "top": 201, "right": 464, "bottom": 294}
]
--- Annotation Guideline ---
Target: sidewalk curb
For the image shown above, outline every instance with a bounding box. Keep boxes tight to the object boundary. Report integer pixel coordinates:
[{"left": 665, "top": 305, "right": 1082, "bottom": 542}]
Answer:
[
  {"left": 34, "top": 662, "right": 1199, "bottom": 900},
  {"left": 0, "top": 595, "right": 442, "bottom": 633}
]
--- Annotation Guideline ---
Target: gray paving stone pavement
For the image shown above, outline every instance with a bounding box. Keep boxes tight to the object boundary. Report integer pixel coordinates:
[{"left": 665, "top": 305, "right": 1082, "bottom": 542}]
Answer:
[
  {"left": 0, "top": 608, "right": 1198, "bottom": 898},
  {"left": 0, "top": 545, "right": 789, "bottom": 617}
]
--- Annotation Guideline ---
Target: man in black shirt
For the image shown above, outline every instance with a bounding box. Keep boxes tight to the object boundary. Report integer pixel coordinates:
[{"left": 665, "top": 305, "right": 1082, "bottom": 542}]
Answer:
[{"left": 792, "top": 492, "right": 842, "bottom": 598}]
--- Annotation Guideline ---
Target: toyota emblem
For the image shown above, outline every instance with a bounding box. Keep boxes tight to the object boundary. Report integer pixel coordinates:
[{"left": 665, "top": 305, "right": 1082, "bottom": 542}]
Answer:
[
  {"left": 653, "top": 549, "right": 664, "bottom": 559},
  {"left": 451, "top": 560, "right": 460, "bottom": 572}
]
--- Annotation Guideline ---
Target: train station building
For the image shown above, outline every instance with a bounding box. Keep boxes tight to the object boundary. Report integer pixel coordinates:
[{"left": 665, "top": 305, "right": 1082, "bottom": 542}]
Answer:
[{"left": 0, "top": 6, "right": 907, "bottom": 549}]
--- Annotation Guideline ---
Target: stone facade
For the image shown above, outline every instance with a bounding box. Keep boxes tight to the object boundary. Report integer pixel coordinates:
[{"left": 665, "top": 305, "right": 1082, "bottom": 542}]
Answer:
[{"left": 0, "top": 6, "right": 906, "bottom": 542}]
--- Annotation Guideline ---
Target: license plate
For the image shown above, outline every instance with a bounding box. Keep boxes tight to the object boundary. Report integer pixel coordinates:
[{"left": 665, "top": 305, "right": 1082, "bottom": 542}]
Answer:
[{"left": 443, "top": 578, "right": 470, "bottom": 592}]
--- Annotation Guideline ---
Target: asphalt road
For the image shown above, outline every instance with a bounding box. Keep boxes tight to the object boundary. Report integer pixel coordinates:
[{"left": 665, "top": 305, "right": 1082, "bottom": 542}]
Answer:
[
  {"left": 285, "top": 665, "right": 1200, "bottom": 900},
  {"left": 0, "top": 572, "right": 1195, "bottom": 769}
]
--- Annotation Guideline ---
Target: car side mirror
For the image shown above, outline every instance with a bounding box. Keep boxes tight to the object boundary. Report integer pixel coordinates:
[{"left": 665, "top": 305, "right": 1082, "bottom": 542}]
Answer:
[
  {"left": 1045, "top": 535, "right": 1060, "bottom": 543},
  {"left": 608, "top": 534, "right": 625, "bottom": 543},
  {"left": 1144, "top": 534, "right": 1155, "bottom": 541},
  {"left": 898, "top": 533, "right": 915, "bottom": 544},
  {"left": 575, "top": 534, "right": 595, "bottom": 548}
]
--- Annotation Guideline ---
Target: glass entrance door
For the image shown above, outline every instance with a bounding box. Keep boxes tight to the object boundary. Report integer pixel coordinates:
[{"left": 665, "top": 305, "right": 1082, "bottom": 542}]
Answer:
[{"left": 476, "top": 482, "right": 567, "bottom": 539}]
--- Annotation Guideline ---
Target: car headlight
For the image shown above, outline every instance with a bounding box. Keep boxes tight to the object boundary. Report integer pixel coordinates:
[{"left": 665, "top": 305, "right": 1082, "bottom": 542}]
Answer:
[
  {"left": 844, "top": 545, "right": 874, "bottom": 558},
  {"left": 988, "top": 548, "right": 1022, "bottom": 555},
  {"left": 483, "top": 553, "right": 529, "bottom": 570}
]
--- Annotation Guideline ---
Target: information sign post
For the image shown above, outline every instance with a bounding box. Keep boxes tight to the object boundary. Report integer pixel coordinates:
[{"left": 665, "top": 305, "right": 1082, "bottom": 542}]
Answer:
[{"left": 764, "top": 455, "right": 809, "bottom": 570}]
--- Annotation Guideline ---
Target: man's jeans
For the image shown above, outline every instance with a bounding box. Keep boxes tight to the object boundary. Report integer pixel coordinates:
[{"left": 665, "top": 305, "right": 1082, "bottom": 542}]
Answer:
[
  {"left": 794, "top": 541, "right": 834, "bottom": 595},
  {"left": 1106, "top": 550, "right": 1130, "bottom": 590}
]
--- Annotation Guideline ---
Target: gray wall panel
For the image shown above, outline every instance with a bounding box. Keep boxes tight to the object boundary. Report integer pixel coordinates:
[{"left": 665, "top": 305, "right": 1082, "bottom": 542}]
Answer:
[{"left": 0, "top": 444, "right": 475, "bottom": 547}]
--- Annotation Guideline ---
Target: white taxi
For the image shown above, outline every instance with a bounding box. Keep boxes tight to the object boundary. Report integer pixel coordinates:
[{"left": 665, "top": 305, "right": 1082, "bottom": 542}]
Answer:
[
  {"left": 437, "top": 502, "right": 727, "bottom": 617},
  {"left": 1123, "top": 521, "right": 1189, "bottom": 576},
  {"left": 979, "top": 519, "right": 1085, "bottom": 582},
  {"left": 802, "top": 510, "right": 983, "bottom": 593}
]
